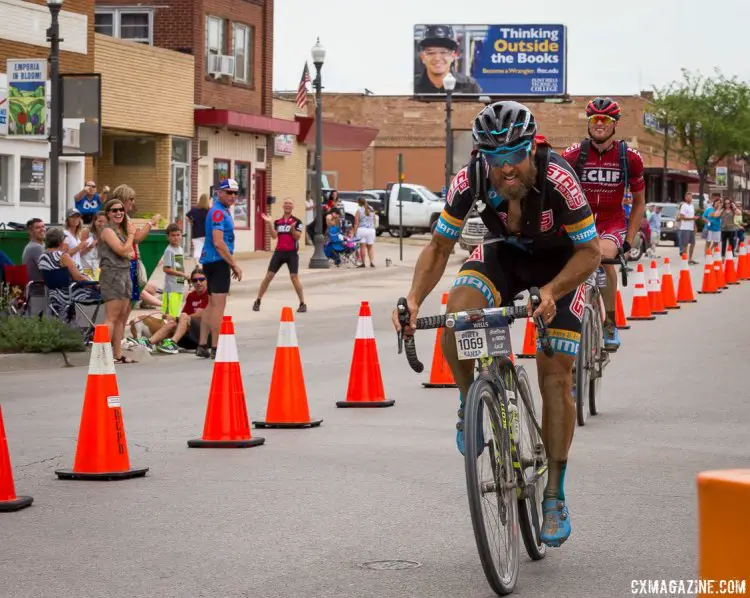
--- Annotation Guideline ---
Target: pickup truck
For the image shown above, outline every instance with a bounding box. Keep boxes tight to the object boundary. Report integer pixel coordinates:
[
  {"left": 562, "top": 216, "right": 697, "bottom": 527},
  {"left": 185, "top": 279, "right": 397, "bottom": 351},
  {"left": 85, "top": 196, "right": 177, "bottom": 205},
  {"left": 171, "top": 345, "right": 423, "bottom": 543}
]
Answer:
[{"left": 379, "top": 183, "right": 446, "bottom": 237}]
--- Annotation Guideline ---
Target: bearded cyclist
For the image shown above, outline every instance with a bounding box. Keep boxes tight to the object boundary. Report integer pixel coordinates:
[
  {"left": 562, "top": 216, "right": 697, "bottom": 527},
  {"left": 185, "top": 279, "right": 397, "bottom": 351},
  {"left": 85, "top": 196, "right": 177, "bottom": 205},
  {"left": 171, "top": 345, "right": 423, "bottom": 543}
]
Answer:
[
  {"left": 562, "top": 97, "right": 645, "bottom": 352},
  {"left": 392, "top": 101, "right": 601, "bottom": 547}
]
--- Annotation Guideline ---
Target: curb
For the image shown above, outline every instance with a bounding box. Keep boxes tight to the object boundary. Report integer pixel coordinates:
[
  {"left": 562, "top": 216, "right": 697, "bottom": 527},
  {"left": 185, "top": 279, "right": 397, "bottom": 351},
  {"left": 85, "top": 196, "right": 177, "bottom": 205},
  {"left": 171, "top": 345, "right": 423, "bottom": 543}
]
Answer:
[{"left": 0, "top": 345, "right": 151, "bottom": 374}]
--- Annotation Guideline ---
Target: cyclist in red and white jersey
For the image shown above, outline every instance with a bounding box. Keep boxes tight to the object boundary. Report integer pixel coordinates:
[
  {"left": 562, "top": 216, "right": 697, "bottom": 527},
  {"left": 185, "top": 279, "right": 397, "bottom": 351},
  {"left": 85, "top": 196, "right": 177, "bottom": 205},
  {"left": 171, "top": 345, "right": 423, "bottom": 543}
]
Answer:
[{"left": 562, "top": 97, "right": 645, "bottom": 352}]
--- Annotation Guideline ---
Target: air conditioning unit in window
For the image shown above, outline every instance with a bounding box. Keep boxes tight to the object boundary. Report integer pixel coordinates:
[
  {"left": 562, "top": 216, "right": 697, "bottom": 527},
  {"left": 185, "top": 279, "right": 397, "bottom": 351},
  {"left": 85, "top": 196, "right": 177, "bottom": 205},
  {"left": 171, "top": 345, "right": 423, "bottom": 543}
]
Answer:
[{"left": 208, "top": 54, "right": 235, "bottom": 78}]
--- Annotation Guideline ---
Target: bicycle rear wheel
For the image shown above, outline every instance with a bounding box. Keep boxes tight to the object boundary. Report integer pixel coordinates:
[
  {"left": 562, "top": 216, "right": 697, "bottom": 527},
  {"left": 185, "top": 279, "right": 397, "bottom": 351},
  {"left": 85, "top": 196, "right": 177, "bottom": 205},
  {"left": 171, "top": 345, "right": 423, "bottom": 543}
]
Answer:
[
  {"left": 464, "top": 377, "right": 520, "bottom": 596},
  {"left": 574, "top": 305, "right": 593, "bottom": 427},
  {"left": 514, "top": 366, "right": 548, "bottom": 561},
  {"left": 589, "top": 304, "right": 604, "bottom": 416}
]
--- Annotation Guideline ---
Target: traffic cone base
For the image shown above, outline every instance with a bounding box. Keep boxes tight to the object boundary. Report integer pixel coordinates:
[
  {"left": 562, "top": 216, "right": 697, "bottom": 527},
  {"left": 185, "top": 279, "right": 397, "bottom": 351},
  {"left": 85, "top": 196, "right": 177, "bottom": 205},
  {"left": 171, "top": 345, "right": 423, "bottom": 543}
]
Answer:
[
  {"left": 0, "top": 495, "right": 33, "bottom": 512},
  {"left": 0, "top": 407, "right": 33, "bottom": 512},
  {"left": 423, "top": 292, "right": 458, "bottom": 387},
  {"left": 337, "top": 302, "right": 394, "bottom": 408},
  {"left": 254, "top": 420, "right": 322, "bottom": 429},
  {"left": 188, "top": 317, "right": 265, "bottom": 448},
  {"left": 55, "top": 326, "right": 148, "bottom": 480}
]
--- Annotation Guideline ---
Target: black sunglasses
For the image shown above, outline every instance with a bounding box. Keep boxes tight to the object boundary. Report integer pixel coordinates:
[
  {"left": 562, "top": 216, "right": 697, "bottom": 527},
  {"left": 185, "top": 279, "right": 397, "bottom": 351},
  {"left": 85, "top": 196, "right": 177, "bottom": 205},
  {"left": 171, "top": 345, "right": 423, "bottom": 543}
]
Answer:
[
  {"left": 109, "top": 207, "right": 125, "bottom": 214},
  {"left": 192, "top": 276, "right": 206, "bottom": 283}
]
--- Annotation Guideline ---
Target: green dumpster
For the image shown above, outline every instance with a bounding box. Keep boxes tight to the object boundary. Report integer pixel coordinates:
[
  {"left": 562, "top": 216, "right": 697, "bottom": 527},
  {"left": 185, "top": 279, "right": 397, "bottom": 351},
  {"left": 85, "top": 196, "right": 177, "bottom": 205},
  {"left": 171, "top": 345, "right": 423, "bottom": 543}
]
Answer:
[
  {"left": 0, "top": 230, "right": 30, "bottom": 265},
  {"left": 138, "top": 231, "right": 168, "bottom": 280}
]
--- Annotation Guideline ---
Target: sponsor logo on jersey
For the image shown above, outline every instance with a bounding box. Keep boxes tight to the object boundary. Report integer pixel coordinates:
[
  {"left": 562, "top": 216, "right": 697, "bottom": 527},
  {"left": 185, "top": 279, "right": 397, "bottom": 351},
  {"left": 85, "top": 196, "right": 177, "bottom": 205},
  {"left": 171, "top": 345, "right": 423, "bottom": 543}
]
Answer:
[
  {"left": 212, "top": 209, "right": 225, "bottom": 223},
  {"left": 447, "top": 168, "right": 470, "bottom": 206},
  {"left": 580, "top": 167, "right": 623, "bottom": 184},
  {"left": 548, "top": 162, "right": 587, "bottom": 211},
  {"left": 570, "top": 284, "right": 586, "bottom": 322},
  {"left": 468, "top": 245, "right": 484, "bottom": 263},
  {"left": 541, "top": 209, "right": 554, "bottom": 232},
  {"left": 277, "top": 224, "right": 292, "bottom": 233}
]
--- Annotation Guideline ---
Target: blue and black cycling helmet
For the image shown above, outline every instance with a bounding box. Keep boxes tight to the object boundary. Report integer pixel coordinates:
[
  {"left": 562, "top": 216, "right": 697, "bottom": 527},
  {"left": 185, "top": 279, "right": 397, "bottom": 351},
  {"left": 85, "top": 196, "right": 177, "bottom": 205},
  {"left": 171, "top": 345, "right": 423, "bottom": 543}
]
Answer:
[{"left": 472, "top": 101, "right": 537, "bottom": 151}]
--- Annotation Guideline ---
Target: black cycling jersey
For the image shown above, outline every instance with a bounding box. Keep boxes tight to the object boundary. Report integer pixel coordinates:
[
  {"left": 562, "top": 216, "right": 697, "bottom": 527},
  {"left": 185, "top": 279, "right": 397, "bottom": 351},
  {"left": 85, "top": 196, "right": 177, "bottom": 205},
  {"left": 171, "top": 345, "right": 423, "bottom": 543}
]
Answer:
[{"left": 435, "top": 149, "right": 598, "bottom": 252}]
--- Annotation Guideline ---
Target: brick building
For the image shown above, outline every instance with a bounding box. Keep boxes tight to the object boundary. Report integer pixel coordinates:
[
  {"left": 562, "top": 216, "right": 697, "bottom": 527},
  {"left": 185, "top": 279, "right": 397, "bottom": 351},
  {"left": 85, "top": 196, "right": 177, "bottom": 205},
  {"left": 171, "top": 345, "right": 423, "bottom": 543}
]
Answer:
[
  {"left": 313, "top": 93, "right": 700, "bottom": 203},
  {"left": 0, "top": 0, "right": 94, "bottom": 223},
  {"left": 94, "top": 0, "right": 297, "bottom": 251}
]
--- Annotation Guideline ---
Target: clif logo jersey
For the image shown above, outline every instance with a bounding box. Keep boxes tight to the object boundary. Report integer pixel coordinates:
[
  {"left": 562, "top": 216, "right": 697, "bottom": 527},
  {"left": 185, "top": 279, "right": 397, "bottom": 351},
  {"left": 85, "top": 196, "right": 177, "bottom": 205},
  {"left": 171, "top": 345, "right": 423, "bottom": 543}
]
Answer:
[
  {"left": 561, "top": 141, "right": 645, "bottom": 219},
  {"left": 274, "top": 216, "right": 303, "bottom": 252}
]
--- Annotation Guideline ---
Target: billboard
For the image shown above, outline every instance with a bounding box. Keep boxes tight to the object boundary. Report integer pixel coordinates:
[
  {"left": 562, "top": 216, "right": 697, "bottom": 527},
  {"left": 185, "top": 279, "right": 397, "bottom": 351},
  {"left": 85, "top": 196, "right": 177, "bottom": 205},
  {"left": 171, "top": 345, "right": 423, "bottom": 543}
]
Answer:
[
  {"left": 413, "top": 24, "right": 567, "bottom": 98},
  {"left": 6, "top": 59, "right": 48, "bottom": 137}
]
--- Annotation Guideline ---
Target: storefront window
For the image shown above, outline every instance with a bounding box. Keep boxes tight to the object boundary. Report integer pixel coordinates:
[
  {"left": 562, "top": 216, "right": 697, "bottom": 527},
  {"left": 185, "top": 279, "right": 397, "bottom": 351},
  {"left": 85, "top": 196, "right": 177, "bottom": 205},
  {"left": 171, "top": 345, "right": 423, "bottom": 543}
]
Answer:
[
  {"left": 0, "top": 156, "right": 9, "bottom": 203},
  {"left": 172, "top": 138, "right": 190, "bottom": 163},
  {"left": 212, "top": 159, "right": 230, "bottom": 201},
  {"left": 20, "top": 158, "right": 46, "bottom": 203},
  {"left": 234, "top": 162, "right": 250, "bottom": 228}
]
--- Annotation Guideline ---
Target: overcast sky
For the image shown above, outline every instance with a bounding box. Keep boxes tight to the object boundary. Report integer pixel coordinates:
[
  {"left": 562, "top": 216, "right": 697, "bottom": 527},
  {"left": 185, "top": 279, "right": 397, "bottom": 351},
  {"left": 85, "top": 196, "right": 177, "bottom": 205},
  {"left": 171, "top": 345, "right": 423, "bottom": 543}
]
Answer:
[{"left": 273, "top": 0, "right": 750, "bottom": 96}]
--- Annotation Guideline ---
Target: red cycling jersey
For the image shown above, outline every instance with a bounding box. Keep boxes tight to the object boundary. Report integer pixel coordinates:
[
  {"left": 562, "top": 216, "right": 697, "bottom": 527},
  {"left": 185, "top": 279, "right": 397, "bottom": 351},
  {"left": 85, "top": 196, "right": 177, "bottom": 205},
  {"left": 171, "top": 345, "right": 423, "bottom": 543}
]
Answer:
[
  {"left": 561, "top": 141, "right": 645, "bottom": 220},
  {"left": 274, "top": 216, "right": 303, "bottom": 252}
]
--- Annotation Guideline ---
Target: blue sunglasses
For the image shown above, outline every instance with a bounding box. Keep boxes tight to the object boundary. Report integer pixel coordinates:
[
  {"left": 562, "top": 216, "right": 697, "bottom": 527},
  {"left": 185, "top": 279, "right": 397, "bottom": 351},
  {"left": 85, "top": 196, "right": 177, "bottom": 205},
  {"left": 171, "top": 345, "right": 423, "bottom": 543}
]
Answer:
[{"left": 480, "top": 140, "right": 533, "bottom": 167}]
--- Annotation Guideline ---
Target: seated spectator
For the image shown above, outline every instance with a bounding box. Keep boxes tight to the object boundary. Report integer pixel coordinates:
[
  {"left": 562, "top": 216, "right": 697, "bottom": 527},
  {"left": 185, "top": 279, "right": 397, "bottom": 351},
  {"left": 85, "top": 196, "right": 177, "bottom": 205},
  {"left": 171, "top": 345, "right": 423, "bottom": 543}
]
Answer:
[
  {"left": 37, "top": 228, "right": 92, "bottom": 321},
  {"left": 22, "top": 218, "right": 46, "bottom": 291},
  {"left": 324, "top": 213, "right": 346, "bottom": 266},
  {"left": 80, "top": 211, "right": 107, "bottom": 279},
  {"left": 0, "top": 249, "right": 12, "bottom": 283},
  {"left": 128, "top": 266, "right": 209, "bottom": 354}
]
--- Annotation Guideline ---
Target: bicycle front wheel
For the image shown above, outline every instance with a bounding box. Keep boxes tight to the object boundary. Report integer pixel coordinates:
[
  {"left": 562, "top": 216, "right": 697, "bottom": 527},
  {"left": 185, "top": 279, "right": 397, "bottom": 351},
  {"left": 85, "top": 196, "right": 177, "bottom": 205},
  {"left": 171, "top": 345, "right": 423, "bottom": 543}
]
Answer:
[
  {"left": 589, "top": 304, "right": 604, "bottom": 416},
  {"left": 574, "top": 305, "right": 593, "bottom": 427},
  {"left": 464, "top": 377, "right": 520, "bottom": 596}
]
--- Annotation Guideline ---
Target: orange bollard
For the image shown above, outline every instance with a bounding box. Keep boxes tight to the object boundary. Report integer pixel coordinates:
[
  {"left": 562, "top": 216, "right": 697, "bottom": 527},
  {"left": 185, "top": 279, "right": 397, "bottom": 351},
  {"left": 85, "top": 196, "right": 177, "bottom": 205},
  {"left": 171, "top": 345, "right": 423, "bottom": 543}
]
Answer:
[
  {"left": 629, "top": 264, "right": 655, "bottom": 320},
  {"left": 423, "top": 292, "right": 457, "bottom": 388},
  {"left": 660, "top": 257, "right": 679, "bottom": 309},
  {"left": 516, "top": 318, "right": 538, "bottom": 359},
  {"left": 676, "top": 253, "right": 697, "bottom": 303},
  {"left": 255, "top": 307, "right": 322, "bottom": 429},
  {"left": 0, "top": 406, "right": 33, "bottom": 512}
]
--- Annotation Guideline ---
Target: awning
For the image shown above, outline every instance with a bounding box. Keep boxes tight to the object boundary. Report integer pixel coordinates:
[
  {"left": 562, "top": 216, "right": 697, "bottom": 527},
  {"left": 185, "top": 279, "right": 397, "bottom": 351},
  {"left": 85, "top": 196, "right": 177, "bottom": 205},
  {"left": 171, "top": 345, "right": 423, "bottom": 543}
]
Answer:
[
  {"left": 295, "top": 116, "right": 379, "bottom": 150},
  {"left": 643, "top": 167, "right": 711, "bottom": 184},
  {"left": 195, "top": 109, "right": 299, "bottom": 136}
]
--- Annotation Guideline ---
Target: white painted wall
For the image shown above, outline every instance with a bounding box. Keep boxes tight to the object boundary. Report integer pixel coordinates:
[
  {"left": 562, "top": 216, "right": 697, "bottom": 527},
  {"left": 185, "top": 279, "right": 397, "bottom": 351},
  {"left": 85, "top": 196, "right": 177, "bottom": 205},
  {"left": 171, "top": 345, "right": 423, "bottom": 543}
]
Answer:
[{"left": 0, "top": 0, "right": 88, "bottom": 54}]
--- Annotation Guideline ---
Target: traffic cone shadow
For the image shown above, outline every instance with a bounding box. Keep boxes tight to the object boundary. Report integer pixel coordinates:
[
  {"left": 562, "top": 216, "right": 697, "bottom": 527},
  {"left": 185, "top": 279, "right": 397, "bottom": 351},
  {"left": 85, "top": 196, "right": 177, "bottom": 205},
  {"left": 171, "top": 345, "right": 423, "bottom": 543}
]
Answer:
[
  {"left": 423, "top": 292, "right": 457, "bottom": 388},
  {"left": 56, "top": 325, "right": 148, "bottom": 480},
  {"left": 337, "top": 302, "right": 394, "bottom": 408},
  {"left": 255, "top": 307, "right": 322, "bottom": 428},
  {"left": 0, "top": 406, "right": 33, "bottom": 512},
  {"left": 188, "top": 317, "right": 265, "bottom": 448}
]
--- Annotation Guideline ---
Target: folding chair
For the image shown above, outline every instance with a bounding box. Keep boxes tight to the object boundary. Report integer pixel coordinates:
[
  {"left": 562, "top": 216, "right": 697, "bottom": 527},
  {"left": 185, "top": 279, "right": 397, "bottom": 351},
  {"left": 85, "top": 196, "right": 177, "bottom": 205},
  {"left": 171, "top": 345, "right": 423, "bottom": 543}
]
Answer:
[
  {"left": 41, "top": 268, "right": 103, "bottom": 344},
  {"left": 3, "top": 265, "right": 29, "bottom": 315}
]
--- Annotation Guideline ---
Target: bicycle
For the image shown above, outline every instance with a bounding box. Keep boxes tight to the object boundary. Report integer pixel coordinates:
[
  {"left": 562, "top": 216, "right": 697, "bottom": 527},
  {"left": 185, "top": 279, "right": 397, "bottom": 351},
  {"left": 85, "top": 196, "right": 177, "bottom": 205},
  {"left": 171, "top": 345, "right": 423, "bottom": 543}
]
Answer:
[
  {"left": 396, "top": 289, "right": 552, "bottom": 596},
  {"left": 574, "top": 249, "right": 629, "bottom": 426}
]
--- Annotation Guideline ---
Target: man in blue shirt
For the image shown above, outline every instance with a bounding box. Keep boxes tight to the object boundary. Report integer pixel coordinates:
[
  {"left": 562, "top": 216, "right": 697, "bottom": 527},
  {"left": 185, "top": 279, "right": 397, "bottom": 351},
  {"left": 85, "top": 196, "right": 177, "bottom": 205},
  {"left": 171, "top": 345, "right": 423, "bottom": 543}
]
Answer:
[
  {"left": 197, "top": 178, "right": 243, "bottom": 359},
  {"left": 73, "top": 180, "right": 101, "bottom": 225},
  {"left": 647, "top": 204, "right": 662, "bottom": 258},
  {"left": 702, "top": 195, "right": 722, "bottom": 254}
]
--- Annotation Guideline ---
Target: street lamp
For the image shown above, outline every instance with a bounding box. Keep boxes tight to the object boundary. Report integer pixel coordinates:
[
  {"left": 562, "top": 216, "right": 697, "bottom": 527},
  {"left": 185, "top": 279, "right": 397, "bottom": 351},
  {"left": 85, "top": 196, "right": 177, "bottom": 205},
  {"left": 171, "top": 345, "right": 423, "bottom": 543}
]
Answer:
[
  {"left": 443, "top": 71, "right": 456, "bottom": 196},
  {"left": 47, "top": 0, "right": 64, "bottom": 224},
  {"left": 308, "top": 37, "right": 329, "bottom": 269}
]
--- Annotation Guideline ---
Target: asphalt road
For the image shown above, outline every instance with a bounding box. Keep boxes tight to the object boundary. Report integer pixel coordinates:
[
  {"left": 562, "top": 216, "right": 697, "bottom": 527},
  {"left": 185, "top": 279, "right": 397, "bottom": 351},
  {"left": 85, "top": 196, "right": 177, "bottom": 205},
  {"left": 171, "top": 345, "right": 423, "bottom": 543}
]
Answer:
[{"left": 2, "top": 240, "right": 748, "bottom": 598}]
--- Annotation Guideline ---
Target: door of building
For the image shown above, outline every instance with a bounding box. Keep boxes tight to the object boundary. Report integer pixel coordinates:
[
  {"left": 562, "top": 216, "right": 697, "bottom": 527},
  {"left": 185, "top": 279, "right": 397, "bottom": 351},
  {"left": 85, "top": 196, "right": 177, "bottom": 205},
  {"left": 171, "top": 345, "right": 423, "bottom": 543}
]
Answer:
[
  {"left": 254, "top": 169, "right": 267, "bottom": 250},
  {"left": 172, "top": 162, "right": 190, "bottom": 248}
]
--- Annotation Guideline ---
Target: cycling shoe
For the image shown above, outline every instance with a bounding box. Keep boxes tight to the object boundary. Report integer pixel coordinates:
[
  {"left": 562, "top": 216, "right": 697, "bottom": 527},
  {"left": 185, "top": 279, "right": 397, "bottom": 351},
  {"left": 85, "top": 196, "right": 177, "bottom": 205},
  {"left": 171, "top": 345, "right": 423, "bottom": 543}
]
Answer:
[
  {"left": 540, "top": 498, "right": 571, "bottom": 547},
  {"left": 603, "top": 323, "right": 621, "bottom": 352}
]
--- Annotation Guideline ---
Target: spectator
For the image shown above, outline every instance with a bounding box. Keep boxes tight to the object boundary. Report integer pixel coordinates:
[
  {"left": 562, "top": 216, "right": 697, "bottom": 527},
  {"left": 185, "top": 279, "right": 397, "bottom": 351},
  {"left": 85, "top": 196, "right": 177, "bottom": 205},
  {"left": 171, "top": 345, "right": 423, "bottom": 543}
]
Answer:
[
  {"left": 80, "top": 211, "right": 107, "bottom": 279},
  {"left": 677, "top": 192, "right": 699, "bottom": 264},
  {"left": 354, "top": 197, "right": 377, "bottom": 268},
  {"left": 37, "top": 227, "right": 91, "bottom": 321},
  {"left": 187, "top": 193, "right": 211, "bottom": 261},
  {"left": 161, "top": 223, "right": 187, "bottom": 318},
  {"left": 99, "top": 197, "right": 137, "bottom": 364},
  {"left": 305, "top": 191, "right": 315, "bottom": 244},
  {"left": 253, "top": 198, "right": 307, "bottom": 313},
  {"left": 716, "top": 198, "right": 742, "bottom": 258},
  {"left": 198, "top": 178, "right": 242, "bottom": 359},
  {"left": 646, "top": 204, "right": 662, "bottom": 259},
  {"left": 324, "top": 212, "right": 346, "bottom": 266},
  {"left": 63, "top": 208, "right": 92, "bottom": 269},
  {"left": 702, "top": 197, "right": 722, "bottom": 255},
  {"left": 73, "top": 180, "right": 102, "bottom": 225},
  {"left": 0, "top": 249, "right": 12, "bottom": 282},
  {"left": 733, "top": 206, "right": 745, "bottom": 252},
  {"left": 22, "top": 218, "right": 46, "bottom": 286}
]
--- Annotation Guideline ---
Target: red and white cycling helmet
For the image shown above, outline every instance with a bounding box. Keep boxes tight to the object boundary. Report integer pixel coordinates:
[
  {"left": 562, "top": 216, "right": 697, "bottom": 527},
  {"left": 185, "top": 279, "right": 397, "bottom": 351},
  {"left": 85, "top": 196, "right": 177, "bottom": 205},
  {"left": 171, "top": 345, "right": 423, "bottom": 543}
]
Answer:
[{"left": 585, "top": 97, "right": 621, "bottom": 121}]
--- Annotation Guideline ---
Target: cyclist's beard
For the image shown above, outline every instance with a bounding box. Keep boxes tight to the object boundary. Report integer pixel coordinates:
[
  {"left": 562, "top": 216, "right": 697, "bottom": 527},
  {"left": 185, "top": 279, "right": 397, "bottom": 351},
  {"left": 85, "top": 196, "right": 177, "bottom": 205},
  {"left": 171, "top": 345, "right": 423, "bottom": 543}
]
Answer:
[{"left": 492, "top": 162, "right": 537, "bottom": 202}]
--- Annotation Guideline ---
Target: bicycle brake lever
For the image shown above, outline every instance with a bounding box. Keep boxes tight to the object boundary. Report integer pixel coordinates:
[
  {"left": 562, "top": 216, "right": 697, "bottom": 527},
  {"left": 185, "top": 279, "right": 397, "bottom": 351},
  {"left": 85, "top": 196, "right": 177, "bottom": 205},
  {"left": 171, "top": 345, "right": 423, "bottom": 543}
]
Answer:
[{"left": 396, "top": 298, "right": 409, "bottom": 354}]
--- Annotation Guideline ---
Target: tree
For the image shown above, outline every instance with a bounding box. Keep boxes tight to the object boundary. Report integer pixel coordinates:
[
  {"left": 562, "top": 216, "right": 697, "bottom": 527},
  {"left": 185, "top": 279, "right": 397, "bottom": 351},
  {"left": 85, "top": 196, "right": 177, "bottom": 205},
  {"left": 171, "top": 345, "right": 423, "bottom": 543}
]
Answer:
[{"left": 650, "top": 69, "right": 750, "bottom": 207}]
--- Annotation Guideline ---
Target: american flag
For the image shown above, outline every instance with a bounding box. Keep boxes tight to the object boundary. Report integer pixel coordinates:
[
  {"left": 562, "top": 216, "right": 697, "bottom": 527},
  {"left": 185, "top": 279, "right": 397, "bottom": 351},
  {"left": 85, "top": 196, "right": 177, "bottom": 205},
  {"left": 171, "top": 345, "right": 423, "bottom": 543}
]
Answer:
[{"left": 296, "top": 62, "right": 311, "bottom": 110}]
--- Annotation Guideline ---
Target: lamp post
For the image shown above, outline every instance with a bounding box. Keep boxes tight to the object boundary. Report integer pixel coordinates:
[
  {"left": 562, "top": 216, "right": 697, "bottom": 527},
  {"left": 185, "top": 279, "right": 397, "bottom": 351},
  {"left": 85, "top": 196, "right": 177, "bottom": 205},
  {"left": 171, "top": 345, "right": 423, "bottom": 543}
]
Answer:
[
  {"left": 308, "top": 38, "right": 329, "bottom": 269},
  {"left": 47, "top": 0, "right": 64, "bottom": 224},
  {"left": 443, "top": 72, "right": 456, "bottom": 196}
]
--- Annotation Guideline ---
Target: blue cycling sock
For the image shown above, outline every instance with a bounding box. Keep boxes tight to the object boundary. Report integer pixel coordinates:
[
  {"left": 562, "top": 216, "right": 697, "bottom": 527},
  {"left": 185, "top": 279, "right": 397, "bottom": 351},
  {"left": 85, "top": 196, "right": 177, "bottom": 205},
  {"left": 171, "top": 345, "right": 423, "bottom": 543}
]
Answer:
[
  {"left": 558, "top": 461, "right": 567, "bottom": 501},
  {"left": 545, "top": 459, "right": 567, "bottom": 501}
]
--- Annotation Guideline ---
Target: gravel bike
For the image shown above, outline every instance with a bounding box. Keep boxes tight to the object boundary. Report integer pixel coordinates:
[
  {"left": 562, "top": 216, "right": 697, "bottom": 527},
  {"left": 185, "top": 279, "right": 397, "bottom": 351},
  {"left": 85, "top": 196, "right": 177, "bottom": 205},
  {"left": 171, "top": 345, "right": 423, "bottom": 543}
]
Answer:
[
  {"left": 396, "top": 289, "right": 552, "bottom": 596},
  {"left": 574, "top": 250, "right": 628, "bottom": 426}
]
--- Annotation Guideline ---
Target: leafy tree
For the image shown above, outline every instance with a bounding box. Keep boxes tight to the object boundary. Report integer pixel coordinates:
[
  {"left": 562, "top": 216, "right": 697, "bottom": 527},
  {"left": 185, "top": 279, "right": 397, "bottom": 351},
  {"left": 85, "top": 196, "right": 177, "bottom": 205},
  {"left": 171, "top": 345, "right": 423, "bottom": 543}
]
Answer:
[{"left": 650, "top": 69, "right": 750, "bottom": 207}]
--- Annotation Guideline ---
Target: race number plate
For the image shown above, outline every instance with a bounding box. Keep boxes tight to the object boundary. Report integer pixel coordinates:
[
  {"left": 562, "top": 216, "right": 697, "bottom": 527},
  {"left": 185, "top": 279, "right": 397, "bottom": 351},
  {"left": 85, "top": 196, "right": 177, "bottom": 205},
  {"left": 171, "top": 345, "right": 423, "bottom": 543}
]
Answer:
[{"left": 454, "top": 313, "right": 512, "bottom": 361}]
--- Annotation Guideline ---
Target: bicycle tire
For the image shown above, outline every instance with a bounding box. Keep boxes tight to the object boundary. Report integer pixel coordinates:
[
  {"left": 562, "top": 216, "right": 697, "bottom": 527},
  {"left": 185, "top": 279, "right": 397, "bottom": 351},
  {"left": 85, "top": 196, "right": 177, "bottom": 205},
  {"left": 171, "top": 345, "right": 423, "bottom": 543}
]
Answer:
[
  {"left": 589, "top": 304, "right": 603, "bottom": 416},
  {"left": 575, "top": 306, "right": 593, "bottom": 427},
  {"left": 464, "top": 376, "right": 520, "bottom": 596},
  {"left": 514, "top": 366, "right": 548, "bottom": 562}
]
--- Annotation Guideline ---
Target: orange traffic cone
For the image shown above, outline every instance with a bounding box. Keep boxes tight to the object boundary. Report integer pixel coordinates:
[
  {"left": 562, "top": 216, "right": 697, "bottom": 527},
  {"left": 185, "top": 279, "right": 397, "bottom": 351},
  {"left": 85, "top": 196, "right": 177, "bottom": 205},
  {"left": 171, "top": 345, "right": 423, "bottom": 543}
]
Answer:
[
  {"left": 661, "top": 257, "right": 679, "bottom": 309},
  {"left": 700, "top": 250, "right": 719, "bottom": 294},
  {"left": 713, "top": 246, "right": 727, "bottom": 289},
  {"left": 337, "top": 301, "right": 394, "bottom": 408},
  {"left": 615, "top": 289, "right": 630, "bottom": 329},
  {"left": 188, "top": 317, "right": 265, "bottom": 448},
  {"left": 255, "top": 307, "right": 322, "bottom": 429},
  {"left": 677, "top": 253, "right": 697, "bottom": 303},
  {"left": 647, "top": 260, "right": 667, "bottom": 315},
  {"left": 724, "top": 244, "right": 739, "bottom": 285},
  {"left": 629, "top": 264, "right": 655, "bottom": 320},
  {"left": 56, "top": 325, "right": 149, "bottom": 479},
  {"left": 0, "top": 407, "right": 33, "bottom": 512},
  {"left": 737, "top": 242, "right": 750, "bottom": 280},
  {"left": 423, "top": 292, "right": 457, "bottom": 388},
  {"left": 516, "top": 317, "right": 538, "bottom": 359}
]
